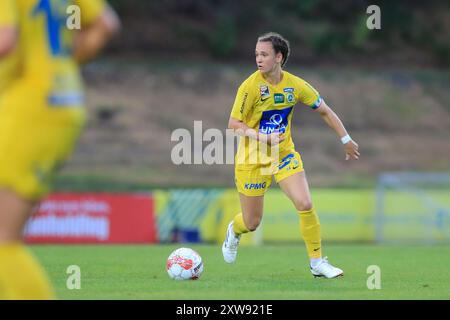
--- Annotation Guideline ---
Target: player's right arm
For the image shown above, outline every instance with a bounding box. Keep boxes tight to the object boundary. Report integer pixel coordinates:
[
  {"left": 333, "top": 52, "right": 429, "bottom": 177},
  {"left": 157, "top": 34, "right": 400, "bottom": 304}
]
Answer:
[
  {"left": 0, "top": 0, "right": 18, "bottom": 58},
  {"left": 228, "top": 80, "right": 284, "bottom": 146},
  {"left": 74, "top": 0, "right": 121, "bottom": 64}
]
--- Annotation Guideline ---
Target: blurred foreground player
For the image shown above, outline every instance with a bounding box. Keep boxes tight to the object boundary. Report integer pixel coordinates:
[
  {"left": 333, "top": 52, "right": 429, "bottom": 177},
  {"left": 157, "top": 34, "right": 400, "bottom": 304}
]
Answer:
[{"left": 0, "top": 0, "right": 119, "bottom": 299}]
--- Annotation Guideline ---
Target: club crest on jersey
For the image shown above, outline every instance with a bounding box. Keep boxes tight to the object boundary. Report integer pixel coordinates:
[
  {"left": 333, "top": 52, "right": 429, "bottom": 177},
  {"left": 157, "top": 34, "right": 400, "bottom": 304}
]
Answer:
[
  {"left": 260, "top": 85, "right": 270, "bottom": 100},
  {"left": 286, "top": 92, "right": 295, "bottom": 103}
]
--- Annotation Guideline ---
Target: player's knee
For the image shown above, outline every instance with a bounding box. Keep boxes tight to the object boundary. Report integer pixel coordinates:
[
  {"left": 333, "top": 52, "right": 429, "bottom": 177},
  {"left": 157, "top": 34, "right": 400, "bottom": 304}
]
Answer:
[
  {"left": 293, "top": 198, "right": 313, "bottom": 212},
  {"left": 0, "top": 230, "right": 22, "bottom": 243}
]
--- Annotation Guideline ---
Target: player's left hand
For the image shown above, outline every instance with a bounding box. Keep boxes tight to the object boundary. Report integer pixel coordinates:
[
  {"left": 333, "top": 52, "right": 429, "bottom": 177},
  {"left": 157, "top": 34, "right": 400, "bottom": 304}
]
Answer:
[{"left": 345, "top": 140, "right": 360, "bottom": 160}]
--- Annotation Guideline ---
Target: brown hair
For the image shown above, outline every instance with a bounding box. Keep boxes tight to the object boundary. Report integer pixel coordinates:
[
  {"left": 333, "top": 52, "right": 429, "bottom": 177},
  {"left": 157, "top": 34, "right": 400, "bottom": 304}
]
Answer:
[{"left": 257, "top": 32, "right": 290, "bottom": 67}]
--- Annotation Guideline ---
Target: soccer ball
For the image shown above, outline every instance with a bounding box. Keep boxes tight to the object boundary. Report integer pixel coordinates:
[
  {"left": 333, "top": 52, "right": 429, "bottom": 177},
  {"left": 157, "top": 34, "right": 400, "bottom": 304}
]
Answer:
[{"left": 166, "top": 247, "right": 204, "bottom": 280}]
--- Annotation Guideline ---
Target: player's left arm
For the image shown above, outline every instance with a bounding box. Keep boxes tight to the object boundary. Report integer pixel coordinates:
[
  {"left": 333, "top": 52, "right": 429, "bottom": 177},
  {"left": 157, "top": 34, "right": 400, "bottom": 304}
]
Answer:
[
  {"left": 74, "top": 0, "right": 121, "bottom": 64},
  {"left": 296, "top": 76, "right": 359, "bottom": 160},
  {"left": 314, "top": 100, "right": 360, "bottom": 160},
  {"left": 0, "top": 0, "right": 18, "bottom": 57}
]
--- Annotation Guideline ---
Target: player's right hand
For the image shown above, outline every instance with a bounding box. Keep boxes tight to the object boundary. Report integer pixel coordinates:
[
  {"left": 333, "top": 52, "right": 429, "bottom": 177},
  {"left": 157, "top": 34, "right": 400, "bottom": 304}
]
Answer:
[{"left": 261, "top": 132, "right": 285, "bottom": 146}]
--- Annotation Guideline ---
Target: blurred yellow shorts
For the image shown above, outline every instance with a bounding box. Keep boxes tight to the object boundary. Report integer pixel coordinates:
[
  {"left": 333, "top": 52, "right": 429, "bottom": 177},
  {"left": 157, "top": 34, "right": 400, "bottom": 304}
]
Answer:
[
  {"left": 0, "top": 89, "right": 85, "bottom": 200},
  {"left": 235, "top": 150, "right": 304, "bottom": 197}
]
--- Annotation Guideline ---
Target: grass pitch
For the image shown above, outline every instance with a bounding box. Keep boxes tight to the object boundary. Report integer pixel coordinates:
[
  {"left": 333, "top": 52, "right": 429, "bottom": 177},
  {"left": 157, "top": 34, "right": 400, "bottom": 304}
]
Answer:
[{"left": 30, "top": 244, "right": 449, "bottom": 300}]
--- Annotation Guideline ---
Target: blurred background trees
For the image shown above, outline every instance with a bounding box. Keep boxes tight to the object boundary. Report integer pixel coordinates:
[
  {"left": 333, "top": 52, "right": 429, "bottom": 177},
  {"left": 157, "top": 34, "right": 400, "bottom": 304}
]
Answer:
[{"left": 105, "top": 0, "right": 450, "bottom": 67}]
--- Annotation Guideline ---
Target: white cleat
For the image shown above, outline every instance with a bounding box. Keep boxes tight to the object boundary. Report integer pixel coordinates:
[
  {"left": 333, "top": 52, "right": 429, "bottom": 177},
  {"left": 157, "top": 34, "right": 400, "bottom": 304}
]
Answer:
[
  {"left": 222, "top": 222, "right": 241, "bottom": 264},
  {"left": 310, "top": 257, "right": 344, "bottom": 278}
]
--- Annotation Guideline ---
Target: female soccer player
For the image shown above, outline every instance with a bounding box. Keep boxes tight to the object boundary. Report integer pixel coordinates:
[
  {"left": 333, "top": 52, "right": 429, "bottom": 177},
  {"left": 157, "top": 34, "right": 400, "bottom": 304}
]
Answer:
[
  {"left": 0, "top": 0, "right": 120, "bottom": 299},
  {"left": 222, "top": 32, "right": 360, "bottom": 278}
]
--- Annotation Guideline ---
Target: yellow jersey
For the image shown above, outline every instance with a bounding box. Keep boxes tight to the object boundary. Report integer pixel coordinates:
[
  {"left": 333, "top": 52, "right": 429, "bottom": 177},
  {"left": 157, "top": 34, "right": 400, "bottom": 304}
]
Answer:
[
  {"left": 0, "top": 0, "right": 105, "bottom": 108},
  {"left": 230, "top": 70, "right": 322, "bottom": 168},
  {"left": 0, "top": 0, "right": 108, "bottom": 199}
]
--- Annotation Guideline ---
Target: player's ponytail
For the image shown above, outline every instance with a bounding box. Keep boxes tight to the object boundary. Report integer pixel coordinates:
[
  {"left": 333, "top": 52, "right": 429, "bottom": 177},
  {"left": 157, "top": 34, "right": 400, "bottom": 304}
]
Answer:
[{"left": 257, "top": 32, "right": 290, "bottom": 68}]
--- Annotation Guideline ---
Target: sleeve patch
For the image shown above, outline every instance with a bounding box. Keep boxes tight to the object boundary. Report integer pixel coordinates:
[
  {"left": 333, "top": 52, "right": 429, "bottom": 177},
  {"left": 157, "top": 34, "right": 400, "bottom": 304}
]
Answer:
[{"left": 310, "top": 97, "right": 322, "bottom": 109}]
